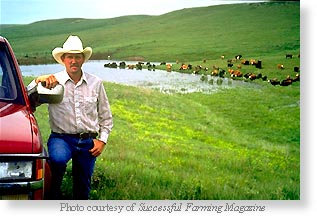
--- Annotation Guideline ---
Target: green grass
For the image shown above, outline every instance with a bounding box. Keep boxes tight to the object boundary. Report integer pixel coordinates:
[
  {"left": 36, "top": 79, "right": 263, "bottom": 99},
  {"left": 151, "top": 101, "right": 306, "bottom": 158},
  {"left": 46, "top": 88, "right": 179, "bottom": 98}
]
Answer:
[
  {"left": 1, "top": 2, "right": 300, "bottom": 64},
  {"left": 17, "top": 1, "right": 300, "bottom": 200},
  {"left": 23, "top": 71, "right": 300, "bottom": 200}
]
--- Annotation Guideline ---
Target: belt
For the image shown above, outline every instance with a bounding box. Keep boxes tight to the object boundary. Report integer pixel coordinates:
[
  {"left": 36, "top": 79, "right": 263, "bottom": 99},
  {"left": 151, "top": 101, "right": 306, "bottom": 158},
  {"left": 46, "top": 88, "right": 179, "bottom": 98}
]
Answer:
[{"left": 52, "top": 132, "right": 98, "bottom": 139}]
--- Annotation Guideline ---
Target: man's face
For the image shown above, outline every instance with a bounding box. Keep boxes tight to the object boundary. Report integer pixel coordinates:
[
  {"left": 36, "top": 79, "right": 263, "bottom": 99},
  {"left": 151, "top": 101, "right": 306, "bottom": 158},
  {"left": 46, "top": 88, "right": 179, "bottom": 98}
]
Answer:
[{"left": 62, "top": 53, "right": 85, "bottom": 74}]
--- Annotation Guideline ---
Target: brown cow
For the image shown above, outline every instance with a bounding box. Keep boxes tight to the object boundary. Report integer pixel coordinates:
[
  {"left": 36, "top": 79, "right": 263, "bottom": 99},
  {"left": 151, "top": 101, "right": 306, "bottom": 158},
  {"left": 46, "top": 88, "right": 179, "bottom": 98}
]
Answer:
[{"left": 277, "top": 64, "right": 284, "bottom": 69}]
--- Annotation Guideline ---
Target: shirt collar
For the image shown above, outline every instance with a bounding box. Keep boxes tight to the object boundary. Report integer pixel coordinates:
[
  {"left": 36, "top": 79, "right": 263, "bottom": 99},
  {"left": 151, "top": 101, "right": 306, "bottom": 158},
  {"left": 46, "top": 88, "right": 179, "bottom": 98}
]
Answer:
[{"left": 59, "top": 70, "right": 88, "bottom": 85}]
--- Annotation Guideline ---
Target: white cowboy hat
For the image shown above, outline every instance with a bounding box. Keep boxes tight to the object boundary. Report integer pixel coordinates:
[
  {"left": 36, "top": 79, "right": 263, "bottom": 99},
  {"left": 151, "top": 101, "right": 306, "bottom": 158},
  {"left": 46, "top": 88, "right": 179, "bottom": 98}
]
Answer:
[{"left": 52, "top": 35, "right": 92, "bottom": 65}]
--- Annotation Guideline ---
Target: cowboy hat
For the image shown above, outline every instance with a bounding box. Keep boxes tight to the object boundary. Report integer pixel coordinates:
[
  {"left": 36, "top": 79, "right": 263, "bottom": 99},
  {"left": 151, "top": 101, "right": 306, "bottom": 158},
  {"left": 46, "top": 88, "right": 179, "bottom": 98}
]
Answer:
[{"left": 52, "top": 35, "right": 92, "bottom": 65}]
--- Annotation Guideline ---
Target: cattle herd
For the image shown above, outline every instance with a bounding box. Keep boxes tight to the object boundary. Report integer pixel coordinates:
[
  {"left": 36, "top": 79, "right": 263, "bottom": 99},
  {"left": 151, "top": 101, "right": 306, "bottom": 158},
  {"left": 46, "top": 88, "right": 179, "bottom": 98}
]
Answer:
[{"left": 104, "top": 53, "right": 300, "bottom": 87}]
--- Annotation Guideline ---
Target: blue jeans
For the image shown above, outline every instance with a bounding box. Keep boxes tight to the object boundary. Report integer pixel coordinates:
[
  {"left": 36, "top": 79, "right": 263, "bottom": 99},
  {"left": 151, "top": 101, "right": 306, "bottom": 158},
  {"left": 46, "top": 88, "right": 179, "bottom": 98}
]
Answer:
[{"left": 47, "top": 133, "right": 96, "bottom": 200}]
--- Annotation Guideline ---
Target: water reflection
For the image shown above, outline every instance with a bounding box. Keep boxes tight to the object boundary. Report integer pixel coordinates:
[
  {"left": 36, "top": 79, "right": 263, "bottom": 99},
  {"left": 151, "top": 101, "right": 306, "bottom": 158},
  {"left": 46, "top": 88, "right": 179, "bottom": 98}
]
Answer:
[{"left": 20, "top": 60, "right": 254, "bottom": 94}]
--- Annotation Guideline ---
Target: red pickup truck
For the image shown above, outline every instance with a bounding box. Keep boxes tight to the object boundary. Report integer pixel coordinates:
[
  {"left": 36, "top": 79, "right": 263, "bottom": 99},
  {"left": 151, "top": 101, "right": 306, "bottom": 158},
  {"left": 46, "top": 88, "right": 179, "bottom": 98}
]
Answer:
[{"left": 0, "top": 36, "right": 63, "bottom": 199}]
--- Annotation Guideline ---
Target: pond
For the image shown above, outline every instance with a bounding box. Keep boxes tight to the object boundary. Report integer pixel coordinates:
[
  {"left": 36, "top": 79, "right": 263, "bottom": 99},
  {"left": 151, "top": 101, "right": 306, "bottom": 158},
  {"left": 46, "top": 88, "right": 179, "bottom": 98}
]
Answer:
[{"left": 20, "top": 60, "right": 255, "bottom": 94}]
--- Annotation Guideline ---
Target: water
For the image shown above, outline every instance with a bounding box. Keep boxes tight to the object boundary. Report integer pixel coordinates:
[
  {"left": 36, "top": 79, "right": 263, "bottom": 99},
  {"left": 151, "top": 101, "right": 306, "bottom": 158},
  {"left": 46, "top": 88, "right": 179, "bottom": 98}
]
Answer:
[{"left": 20, "top": 60, "right": 253, "bottom": 94}]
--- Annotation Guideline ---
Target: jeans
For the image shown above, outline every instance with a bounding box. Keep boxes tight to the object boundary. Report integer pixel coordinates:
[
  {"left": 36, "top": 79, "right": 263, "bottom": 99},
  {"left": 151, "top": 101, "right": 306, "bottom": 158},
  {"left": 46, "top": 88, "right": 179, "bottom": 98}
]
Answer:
[{"left": 47, "top": 133, "right": 96, "bottom": 200}]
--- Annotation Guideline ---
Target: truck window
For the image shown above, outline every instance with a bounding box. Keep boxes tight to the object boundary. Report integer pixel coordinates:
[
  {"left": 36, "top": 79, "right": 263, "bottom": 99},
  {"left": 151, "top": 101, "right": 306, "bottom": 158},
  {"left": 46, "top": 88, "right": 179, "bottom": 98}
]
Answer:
[{"left": 0, "top": 42, "right": 23, "bottom": 104}]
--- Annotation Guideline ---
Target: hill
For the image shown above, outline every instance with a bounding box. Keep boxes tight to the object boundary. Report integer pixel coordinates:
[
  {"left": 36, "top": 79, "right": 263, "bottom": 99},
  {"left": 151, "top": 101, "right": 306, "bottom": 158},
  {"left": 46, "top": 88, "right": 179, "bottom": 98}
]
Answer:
[
  {"left": 0, "top": 1, "right": 300, "bottom": 63},
  {"left": 12, "top": 1, "right": 300, "bottom": 200}
]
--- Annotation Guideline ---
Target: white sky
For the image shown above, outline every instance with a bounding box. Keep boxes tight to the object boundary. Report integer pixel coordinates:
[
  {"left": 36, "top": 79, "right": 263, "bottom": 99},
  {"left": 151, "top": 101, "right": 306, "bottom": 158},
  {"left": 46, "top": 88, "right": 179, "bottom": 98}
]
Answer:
[{"left": 1, "top": 0, "right": 263, "bottom": 24}]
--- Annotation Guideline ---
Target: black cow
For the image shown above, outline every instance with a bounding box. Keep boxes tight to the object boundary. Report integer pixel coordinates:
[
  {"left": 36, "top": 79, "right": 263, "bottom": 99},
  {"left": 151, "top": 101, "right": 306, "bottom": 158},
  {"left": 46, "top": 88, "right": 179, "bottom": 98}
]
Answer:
[
  {"left": 268, "top": 79, "right": 280, "bottom": 86},
  {"left": 104, "top": 62, "right": 117, "bottom": 68},
  {"left": 294, "top": 66, "right": 300, "bottom": 72},
  {"left": 119, "top": 61, "right": 126, "bottom": 69},
  {"left": 235, "top": 54, "right": 242, "bottom": 60},
  {"left": 280, "top": 79, "right": 292, "bottom": 86}
]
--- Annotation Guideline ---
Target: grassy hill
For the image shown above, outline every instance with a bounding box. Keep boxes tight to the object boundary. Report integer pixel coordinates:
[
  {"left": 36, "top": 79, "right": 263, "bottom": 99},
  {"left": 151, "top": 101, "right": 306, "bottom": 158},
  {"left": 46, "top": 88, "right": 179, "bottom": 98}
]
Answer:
[
  {"left": 13, "top": 1, "right": 300, "bottom": 199},
  {"left": 0, "top": 1, "right": 300, "bottom": 63}
]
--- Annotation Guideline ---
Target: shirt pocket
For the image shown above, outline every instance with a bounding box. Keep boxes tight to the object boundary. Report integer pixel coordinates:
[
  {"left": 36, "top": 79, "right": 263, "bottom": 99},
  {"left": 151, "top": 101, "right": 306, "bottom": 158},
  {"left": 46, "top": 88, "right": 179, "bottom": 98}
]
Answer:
[
  {"left": 59, "top": 97, "right": 73, "bottom": 112},
  {"left": 84, "top": 97, "right": 98, "bottom": 116}
]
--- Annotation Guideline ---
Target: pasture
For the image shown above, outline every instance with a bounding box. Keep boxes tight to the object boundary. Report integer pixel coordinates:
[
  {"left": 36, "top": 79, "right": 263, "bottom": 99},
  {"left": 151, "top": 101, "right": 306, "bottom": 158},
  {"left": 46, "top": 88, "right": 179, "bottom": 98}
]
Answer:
[
  {"left": 23, "top": 53, "right": 300, "bottom": 200},
  {"left": 17, "top": 1, "right": 300, "bottom": 200},
  {"left": 1, "top": 2, "right": 299, "bottom": 64}
]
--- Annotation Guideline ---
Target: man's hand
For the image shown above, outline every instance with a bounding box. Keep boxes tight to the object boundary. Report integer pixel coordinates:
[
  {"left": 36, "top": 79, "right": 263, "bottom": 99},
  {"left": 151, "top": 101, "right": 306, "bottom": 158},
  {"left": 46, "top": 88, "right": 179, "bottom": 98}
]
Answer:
[
  {"left": 35, "top": 74, "right": 58, "bottom": 89},
  {"left": 89, "top": 139, "right": 106, "bottom": 157}
]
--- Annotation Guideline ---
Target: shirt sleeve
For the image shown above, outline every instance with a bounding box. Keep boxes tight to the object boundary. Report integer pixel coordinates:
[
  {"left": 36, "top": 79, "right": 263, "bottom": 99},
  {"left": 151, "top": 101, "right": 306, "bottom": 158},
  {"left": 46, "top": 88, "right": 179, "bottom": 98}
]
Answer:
[{"left": 97, "top": 81, "right": 113, "bottom": 143}]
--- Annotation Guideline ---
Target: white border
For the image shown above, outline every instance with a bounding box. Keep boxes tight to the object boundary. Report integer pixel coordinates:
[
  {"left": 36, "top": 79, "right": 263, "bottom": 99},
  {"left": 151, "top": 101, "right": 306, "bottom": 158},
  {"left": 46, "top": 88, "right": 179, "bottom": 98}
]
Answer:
[{"left": 1, "top": 1, "right": 314, "bottom": 215}]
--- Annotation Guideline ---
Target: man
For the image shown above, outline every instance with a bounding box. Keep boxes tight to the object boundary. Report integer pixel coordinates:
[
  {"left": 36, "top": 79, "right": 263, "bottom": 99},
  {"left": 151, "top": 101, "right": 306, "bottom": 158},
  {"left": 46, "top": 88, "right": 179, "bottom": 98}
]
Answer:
[{"left": 36, "top": 35, "right": 113, "bottom": 199}]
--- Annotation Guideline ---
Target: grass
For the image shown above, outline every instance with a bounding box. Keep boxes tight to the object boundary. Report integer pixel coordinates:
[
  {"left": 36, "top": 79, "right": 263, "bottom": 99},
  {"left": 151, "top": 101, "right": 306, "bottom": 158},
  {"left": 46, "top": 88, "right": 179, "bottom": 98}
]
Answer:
[
  {"left": 1, "top": 2, "right": 300, "bottom": 64},
  {"left": 23, "top": 64, "right": 300, "bottom": 200},
  {"left": 16, "top": 1, "right": 300, "bottom": 200}
]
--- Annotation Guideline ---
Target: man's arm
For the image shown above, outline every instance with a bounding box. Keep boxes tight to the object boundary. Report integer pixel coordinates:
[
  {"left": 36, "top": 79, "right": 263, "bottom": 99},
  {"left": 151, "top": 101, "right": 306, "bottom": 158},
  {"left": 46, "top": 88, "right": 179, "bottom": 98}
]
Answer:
[{"left": 97, "top": 81, "right": 113, "bottom": 144}]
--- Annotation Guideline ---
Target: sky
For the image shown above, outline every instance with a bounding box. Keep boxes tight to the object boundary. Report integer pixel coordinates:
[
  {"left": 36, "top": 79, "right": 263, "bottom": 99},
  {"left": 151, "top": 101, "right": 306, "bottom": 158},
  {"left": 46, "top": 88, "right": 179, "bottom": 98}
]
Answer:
[{"left": 1, "top": 0, "right": 264, "bottom": 24}]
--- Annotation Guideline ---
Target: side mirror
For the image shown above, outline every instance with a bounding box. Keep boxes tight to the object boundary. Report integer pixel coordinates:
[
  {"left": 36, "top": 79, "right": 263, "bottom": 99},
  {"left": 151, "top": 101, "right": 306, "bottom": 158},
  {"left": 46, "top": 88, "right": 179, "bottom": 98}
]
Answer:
[{"left": 27, "top": 80, "right": 64, "bottom": 111}]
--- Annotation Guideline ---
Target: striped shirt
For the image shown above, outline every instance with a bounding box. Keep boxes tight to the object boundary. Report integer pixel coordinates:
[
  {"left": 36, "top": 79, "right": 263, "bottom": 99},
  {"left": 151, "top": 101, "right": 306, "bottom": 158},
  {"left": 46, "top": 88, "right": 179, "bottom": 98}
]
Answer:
[{"left": 48, "top": 70, "right": 113, "bottom": 143}]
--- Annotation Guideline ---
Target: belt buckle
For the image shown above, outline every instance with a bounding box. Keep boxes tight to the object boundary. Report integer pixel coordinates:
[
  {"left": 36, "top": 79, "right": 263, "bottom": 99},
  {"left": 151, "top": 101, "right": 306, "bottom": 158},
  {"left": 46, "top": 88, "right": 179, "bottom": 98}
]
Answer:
[{"left": 79, "top": 132, "right": 88, "bottom": 139}]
